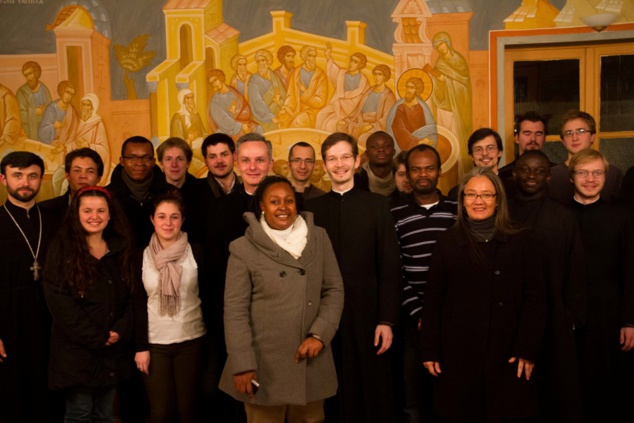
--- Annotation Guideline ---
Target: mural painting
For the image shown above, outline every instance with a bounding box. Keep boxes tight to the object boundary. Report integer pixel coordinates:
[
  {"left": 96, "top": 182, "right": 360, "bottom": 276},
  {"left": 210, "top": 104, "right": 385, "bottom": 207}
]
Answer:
[{"left": 1, "top": 0, "right": 632, "bottom": 202}]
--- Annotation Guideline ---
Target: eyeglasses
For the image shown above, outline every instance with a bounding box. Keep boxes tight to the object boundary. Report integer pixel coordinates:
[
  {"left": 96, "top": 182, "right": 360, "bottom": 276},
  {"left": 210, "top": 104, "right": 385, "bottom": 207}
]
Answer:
[
  {"left": 289, "top": 158, "right": 315, "bottom": 165},
  {"left": 325, "top": 154, "right": 355, "bottom": 164},
  {"left": 463, "top": 192, "right": 497, "bottom": 201},
  {"left": 122, "top": 155, "right": 154, "bottom": 163},
  {"left": 563, "top": 128, "right": 591, "bottom": 138},
  {"left": 573, "top": 169, "right": 605, "bottom": 178},
  {"left": 472, "top": 145, "right": 498, "bottom": 155}
]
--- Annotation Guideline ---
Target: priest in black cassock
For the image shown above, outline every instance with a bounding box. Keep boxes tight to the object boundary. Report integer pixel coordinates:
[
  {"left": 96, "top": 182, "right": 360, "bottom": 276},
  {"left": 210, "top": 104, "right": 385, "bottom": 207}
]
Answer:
[
  {"left": 0, "top": 152, "right": 58, "bottom": 422},
  {"left": 306, "top": 133, "right": 401, "bottom": 423},
  {"left": 568, "top": 149, "right": 634, "bottom": 423},
  {"left": 508, "top": 150, "right": 586, "bottom": 423}
]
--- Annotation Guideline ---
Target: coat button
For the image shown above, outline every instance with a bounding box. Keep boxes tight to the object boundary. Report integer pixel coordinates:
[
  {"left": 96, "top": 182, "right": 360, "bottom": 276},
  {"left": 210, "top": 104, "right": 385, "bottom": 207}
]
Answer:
[
  {"left": 279, "top": 271, "right": 286, "bottom": 277},
  {"left": 108, "top": 280, "right": 113, "bottom": 284},
  {"left": 110, "top": 372, "right": 115, "bottom": 377},
  {"left": 308, "top": 301, "right": 312, "bottom": 306},
  {"left": 298, "top": 269, "right": 306, "bottom": 276},
  {"left": 498, "top": 302, "right": 504, "bottom": 307},
  {"left": 494, "top": 270, "right": 500, "bottom": 275}
]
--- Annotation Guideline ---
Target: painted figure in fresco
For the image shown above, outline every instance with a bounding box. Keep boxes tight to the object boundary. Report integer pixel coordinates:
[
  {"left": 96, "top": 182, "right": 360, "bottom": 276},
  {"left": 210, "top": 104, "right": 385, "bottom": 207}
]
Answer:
[
  {"left": 229, "top": 54, "right": 252, "bottom": 97},
  {"left": 207, "top": 69, "right": 263, "bottom": 141},
  {"left": 346, "top": 64, "right": 397, "bottom": 148},
  {"left": 74, "top": 93, "right": 111, "bottom": 184},
  {"left": 427, "top": 32, "right": 472, "bottom": 151},
  {"left": 170, "top": 88, "right": 207, "bottom": 146},
  {"left": 38, "top": 80, "right": 79, "bottom": 151},
  {"left": 274, "top": 45, "right": 296, "bottom": 89},
  {"left": 278, "top": 45, "right": 328, "bottom": 129},
  {"left": 310, "top": 159, "right": 330, "bottom": 192},
  {"left": 0, "top": 83, "right": 28, "bottom": 148},
  {"left": 247, "top": 49, "right": 287, "bottom": 132},
  {"left": 16, "top": 61, "right": 52, "bottom": 141},
  {"left": 315, "top": 42, "right": 369, "bottom": 133},
  {"left": 272, "top": 159, "right": 289, "bottom": 178},
  {"left": 386, "top": 77, "right": 437, "bottom": 152}
]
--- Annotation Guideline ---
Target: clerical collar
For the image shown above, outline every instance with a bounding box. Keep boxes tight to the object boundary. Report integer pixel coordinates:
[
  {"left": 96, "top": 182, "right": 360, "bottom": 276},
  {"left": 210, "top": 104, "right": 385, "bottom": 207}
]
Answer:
[
  {"left": 5, "top": 199, "right": 37, "bottom": 216},
  {"left": 332, "top": 186, "right": 354, "bottom": 196},
  {"left": 573, "top": 195, "right": 600, "bottom": 205}
]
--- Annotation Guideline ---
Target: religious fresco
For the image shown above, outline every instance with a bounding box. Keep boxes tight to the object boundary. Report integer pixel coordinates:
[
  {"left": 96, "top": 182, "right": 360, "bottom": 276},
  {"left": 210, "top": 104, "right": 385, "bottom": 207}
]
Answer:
[{"left": 0, "top": 0, "right": 632, "bottom": 202}]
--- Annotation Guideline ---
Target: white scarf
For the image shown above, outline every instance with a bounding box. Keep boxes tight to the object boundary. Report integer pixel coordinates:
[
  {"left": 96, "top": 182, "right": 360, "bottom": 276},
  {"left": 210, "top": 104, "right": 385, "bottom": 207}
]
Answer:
[
  {"left": 362, "top": 161, "right": 396, "bottom": 196},
  {"left": 260, "top": 214, "right": 308, "bottom": 259}
]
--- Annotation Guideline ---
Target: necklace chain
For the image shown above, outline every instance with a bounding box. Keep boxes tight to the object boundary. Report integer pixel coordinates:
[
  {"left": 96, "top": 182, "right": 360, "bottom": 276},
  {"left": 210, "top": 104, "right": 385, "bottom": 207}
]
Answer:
[{"left": 3, "top": 204, "right": 43, "bottom": 280}]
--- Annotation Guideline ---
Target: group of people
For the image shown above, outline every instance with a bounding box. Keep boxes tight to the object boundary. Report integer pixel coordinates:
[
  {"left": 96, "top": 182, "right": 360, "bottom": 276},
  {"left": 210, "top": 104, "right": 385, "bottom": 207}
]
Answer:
[{"left": 0, "top": 107, "right": 632, "bottom": 423}]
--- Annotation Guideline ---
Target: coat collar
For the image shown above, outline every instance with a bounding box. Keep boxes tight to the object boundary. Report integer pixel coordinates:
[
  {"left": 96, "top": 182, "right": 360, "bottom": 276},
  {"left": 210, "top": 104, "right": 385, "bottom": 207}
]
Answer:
[{"left": 243, "top": 211, "right": 315, "bottom": 269}]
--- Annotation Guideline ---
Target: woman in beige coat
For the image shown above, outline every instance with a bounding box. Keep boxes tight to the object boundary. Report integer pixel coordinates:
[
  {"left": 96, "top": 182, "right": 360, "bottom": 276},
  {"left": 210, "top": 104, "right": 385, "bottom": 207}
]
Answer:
[{"left": 220, "top": 176, "right": 344, "bottom": 423}]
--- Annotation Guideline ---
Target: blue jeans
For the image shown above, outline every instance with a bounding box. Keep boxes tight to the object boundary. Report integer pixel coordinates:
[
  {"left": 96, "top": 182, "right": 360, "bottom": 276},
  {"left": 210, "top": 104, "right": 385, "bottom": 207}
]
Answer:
[{"left": 64, "top": 385, "right": 115, "bottom": 423}]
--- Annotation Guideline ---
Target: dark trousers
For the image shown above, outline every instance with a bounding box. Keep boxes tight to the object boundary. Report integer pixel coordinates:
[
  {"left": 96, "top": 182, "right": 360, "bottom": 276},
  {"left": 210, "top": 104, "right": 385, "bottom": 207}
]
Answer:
[
  {"left": 402, "top": 318, "right": 435, "bottom": 423},
  {"left": 143, "top": 337, "right": 203, "bottom": 423}
]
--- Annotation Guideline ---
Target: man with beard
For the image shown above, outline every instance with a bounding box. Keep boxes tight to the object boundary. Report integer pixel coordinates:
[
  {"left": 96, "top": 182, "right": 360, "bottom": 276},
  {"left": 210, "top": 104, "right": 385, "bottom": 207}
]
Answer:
[
  {"left": 274, "top": 45, "right": 296, "bottom": 89},
  {"left": 354, "top": 131, "right": 396, "bottom": 196},
  {"left": 229, "top": 54, "right": 252, "bottom": 97},
  {"left": 508, "top": 150, "right": 586, "bottom": 423},
  {"left": 170, "top": 89, "right": 207, "bottom": 146},
  {"left": 39, "top": 80, "right": 79, "bottom": 150},
  {"left": 386, "top": 76, "right": 437, "bottom": 152},
  {"left": 306, "top": 132, "right": 401, "bottom": 423},
  {"left": 448, "top": 128, "right": 503, "bottom": 200},
  {"left": 278, "top": 45, "right": 328, "bottom": 129},
  {"left": 315, "top": 43, "right": 369, "bottom": 133},
  {"left": 208, "top": 69, "right": 263, "bottom": 141},
  {"left": 74, "top": 93, "right": 111, "bottom": 184},
  {"left": 0, "top": 152, "right": 59, "bottom": 422},
  {"left": 200, "top": 133, "right": 240, "bottom": 199},
  {"left": 288, "top": 141, "right": 325, "bottom": 209},
  {"left": 568, "top": 149, "right": 634, "bottom": 422},
  {"left": 390, "top": 144, "right": 457, "bottom": 422},
  {"left": 39, "top": 147, "right": 104, "bottom": 221},
  {"left": 16, "top": 61, "right": 52, "bottom": 141},
  {"left": 248, "top": 49, "right": 287, "bottom": 132}
]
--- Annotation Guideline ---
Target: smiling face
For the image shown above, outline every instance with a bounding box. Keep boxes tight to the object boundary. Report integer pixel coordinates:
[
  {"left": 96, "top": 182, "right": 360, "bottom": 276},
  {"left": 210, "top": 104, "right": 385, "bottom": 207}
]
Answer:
[
  {"left": 120, "top": 142, "right": 155, "bottom": 182},
  {"left": 463, "top": 176, "right": 497, "bottom": 221},
  {"left": 151, "top": 201, "right": 183, "bottom": 245},
  {"left": 323, "top": 141, "right": 360, "bottom": 191},
  {"left": 78, "top": 195, "right": 110, "bottom": 237},
  {"left": 289, "top": 145, "right": 316, "bottom": 184},
  {"left": 160, "top": 146, "right": 190, "bottom": 186},
  {"left": 512, "top": 154, "right": 550, "bottom": 196},
  {"left": 260, "top": 182, "right": 297, "bottom": 230},
  {"left": 571, "top": 157, "right": 605, "bottom": 203},
  {"left": 204, "top": 142, "right": 234, "bottom": 179},
  {"left": 470, "top": 136, "right": 502, "bottom": 171},
  {"left": 562, "top": 118, "right": 595, "bottom": 157},
  {"left": 236, "top": 141, "right": 273, "bottom": 194}
]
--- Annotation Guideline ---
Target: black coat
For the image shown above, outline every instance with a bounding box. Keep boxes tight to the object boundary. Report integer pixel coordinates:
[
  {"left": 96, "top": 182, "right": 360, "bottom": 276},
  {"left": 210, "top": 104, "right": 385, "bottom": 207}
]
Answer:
[
  {"left": 106, "top": 164, "right": 169, "bottom": 248},
  {"left": 45, "top": 239, "right": 134, "bottom": 390},
  {"left": 421, "top": 227, "right": 546, "bottom": 422},
  {"left": 509, "top": 195, "right": 586, "bottom": 423}
]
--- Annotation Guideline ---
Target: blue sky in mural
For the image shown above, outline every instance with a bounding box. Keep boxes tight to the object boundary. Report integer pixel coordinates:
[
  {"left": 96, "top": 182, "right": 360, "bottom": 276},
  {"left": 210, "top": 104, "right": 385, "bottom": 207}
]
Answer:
[{"left": 0, "top": 0, "right": 565, "bottom": 100}]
